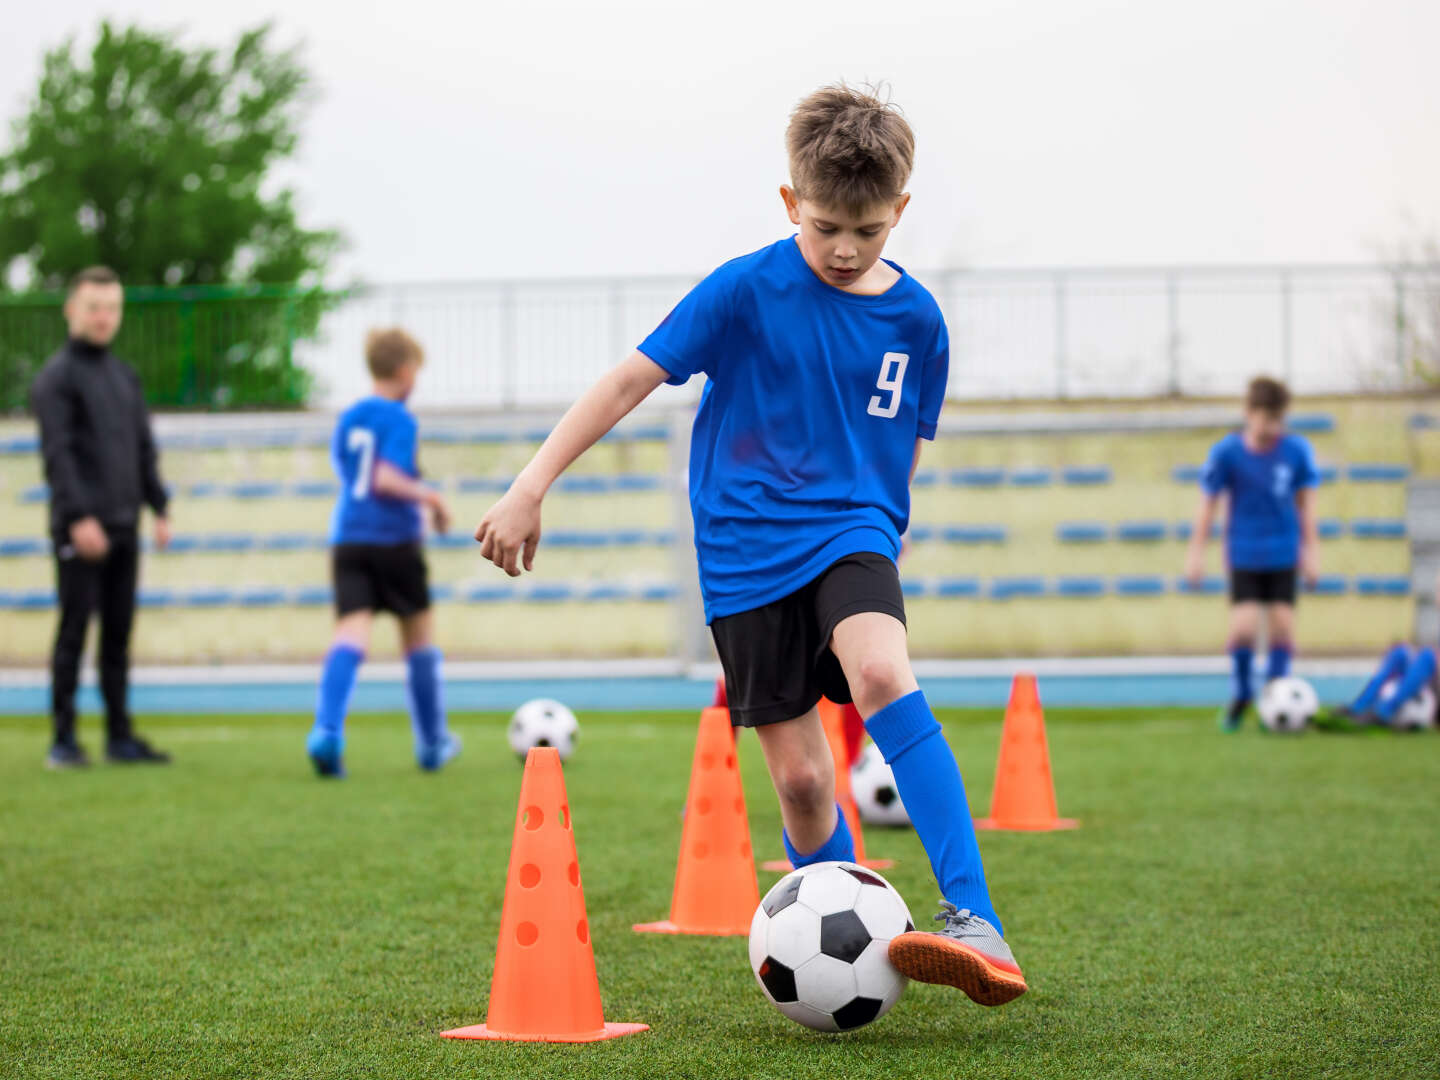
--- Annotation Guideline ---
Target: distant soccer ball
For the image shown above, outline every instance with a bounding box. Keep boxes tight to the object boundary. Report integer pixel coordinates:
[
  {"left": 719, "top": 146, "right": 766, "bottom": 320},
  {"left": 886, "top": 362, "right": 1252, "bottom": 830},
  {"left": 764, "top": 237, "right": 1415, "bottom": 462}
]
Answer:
[
  {"left": 1381, "top": 680, "right": 1437, "bottom": 732},
  {"left": 850, "top": 742, "right": 910, "bottom": 827},
  {"left": 1258, "top": 676, "right": 1319, "bottom": 733},
  {"left": 508, "top": 698, "right": 579, "bottom": 761},
  {"left": 748, "top": 861, "right": 913, "bottom": 1032}
]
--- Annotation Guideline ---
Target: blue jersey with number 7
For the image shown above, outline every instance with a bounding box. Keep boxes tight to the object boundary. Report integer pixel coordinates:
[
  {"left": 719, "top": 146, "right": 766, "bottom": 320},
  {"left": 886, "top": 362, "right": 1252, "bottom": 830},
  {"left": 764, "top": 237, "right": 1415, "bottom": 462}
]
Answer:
[
  {"left": 329, "top": 396, "right": 423, "bottom": 545},
  {"left": 639, "top": 236, "right": 949, "bottom": 621}
]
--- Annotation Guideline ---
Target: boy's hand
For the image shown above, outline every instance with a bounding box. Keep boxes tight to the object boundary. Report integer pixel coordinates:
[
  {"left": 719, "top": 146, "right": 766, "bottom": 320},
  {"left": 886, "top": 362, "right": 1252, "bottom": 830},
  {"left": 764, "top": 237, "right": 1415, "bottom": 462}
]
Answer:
[
  {"left": 475, "top": 488, "right": 542, "bottom": 577},
  {"left": 1183, "top": 545, "right": 1205, "bottom": 586},
  {"left": 153, "top": 516, "right": 172, "bottom": 551},
  {"left": 69, "top": 516, "right": 109, "bottom": 561},
  {"left": 1300, "top": 546, "right": 1319, "bottom": 588},
  {"left": 427, "top": 492, "right": 452, "bottom": 535}
]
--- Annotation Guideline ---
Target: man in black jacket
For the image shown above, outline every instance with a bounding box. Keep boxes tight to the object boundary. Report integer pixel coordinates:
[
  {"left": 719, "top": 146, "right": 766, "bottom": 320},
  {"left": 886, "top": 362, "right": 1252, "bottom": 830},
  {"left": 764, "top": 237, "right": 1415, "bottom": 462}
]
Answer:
[{"left": 31, "top": 267, "right": 173, "bottom": 768}]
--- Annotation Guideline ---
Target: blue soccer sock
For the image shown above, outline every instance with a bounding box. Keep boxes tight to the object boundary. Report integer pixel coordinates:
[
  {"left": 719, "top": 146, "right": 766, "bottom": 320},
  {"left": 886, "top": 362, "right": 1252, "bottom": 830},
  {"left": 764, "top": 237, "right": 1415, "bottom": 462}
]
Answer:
[
  {"left": 1376, "top": 647, "right": 1436, "bottom": 723},
  {"left": 864, "top": 690, "right": 1000, "bottom": 934},
  {"left": 405, "top": 646, "right": 446, "bottom": 749},
  {"left": 783, "top": 803, "right": 855, "bottom": 868},
  {"left": 1230, "top": 644, "right": 1255, "bottom": 703},
  {"left": 314, "top": 643, "right": 364, "bottom": 739},
  {"left": 1266, "top": 642, "right": 1293, "bottom": 681},
  {"left": 1353, "top": 644, "right": 1410, "bottom": 713}
]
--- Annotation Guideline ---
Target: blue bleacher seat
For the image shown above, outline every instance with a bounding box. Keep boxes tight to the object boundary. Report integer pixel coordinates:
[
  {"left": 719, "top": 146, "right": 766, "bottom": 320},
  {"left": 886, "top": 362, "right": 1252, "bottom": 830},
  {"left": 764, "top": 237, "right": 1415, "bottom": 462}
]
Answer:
[
  {"left": 138, "top": 588, "right": 176, "bottom": 608},
  {"left": 582, "top": 584, "right": 631, "bottom": 602},
  {"left": 639, "top": 584, "right": 679, "bottom": 602},
  {"left": 457, "top": 477, "right": 509, "bottom": 494},
  {"left": 935, "top": 577, "right": 981, "bottom": 597},
  {"left": 13, "top": 588, "right": 57, "bottom": 609},
  {"left": 1316, "top": 466, "right": 1339, "bottom": 485},
  {"left": 1057, "top": 577, "right": 1106, "bottom": 597},
  {"left": 1350, "top": 519, "right": 1406, "bottom": 539},
  {"left": 21, "top": 485, "right": 48, "bottom": 503},
  {"left": 185, "top": 482, "right": 220, "bottom": 498},
  {"left": 0, "top": 538, "right": 46, "bottom": 557},
  {"left": 526, "top": 584, "right": 576, "bottom": 602},
  {"left": 1116, "top": 521, "right": 1166, "bottom": 542},
  {"left": 1176, "top": 575, "right": 1225, "bottom": 595},
  {"left": 291, "top": 586, "right": 332, "bottom": 606},
  {"left": 291, "top": 481, "right": 338, "bottom": 498},
  {"left": 1172, "top": 521, "right": 1222, "bottom": 541},
  {"left": 1, "top": 436, "right": 38, "bottom": 454},
  {"left": 261, "top": 533, "right": 321, "bottom": 551},
  {"left": 940, "top": 525, "right": 1007, "bottom": 544},
  {"left": 1115, "top": 576, "right": 1167, "bottom": 596},
  {"left": 1057, "top": 523, "right": 1108, "bottom": 543},
  {"left": 1355, "top": 576, "right": 1410, "bottom": 596},
  {"left": 1347, "top": 464, "right": 1409, "bottom": 483},
  {"left": 950, "top": 468, "right": 1005, "bottom": 487},
  {"left": 1409, "top": 414, "right": 1439, "bottom": 430},
  {"left": 1172, "top": 465, "right": 1204, "bottom": 484},
  {"left": 1061, "top": 466, "right": 1112, "bottom": 486},
  {"left": 1317, "top": 519, "right": 1343, "bottom": 540},
  {"left": 231, "top": 482, "right": 284, "bottom": 499},
  {"left": 906, "top": 526, "right": 936, "bottom": 542},
  {"left": 182, "top": 588, "right": 233, "bottom": 607},
  {"left": 1309, "top": 575, "right": 1347, "bottom": 596},
  {"left": 1008, "top": 468, "right": 1053, "bottom": 487},
  {"left": 909, "top": 469, "right": 939, "bottom": 488},
  {"left": 614, "top": 474, "right": 664, "bottom": 492},
  {"left": 990, "top": 576, "right": 1047, "bottom": 599},
  {"left": 202, "top": 534, "right": 256, "bottom": 553},
  {"left": 900, "top": 579, "right": 926, "bottom": 598},
  {"left": 237, "top": 587, "right": 286, "bottom": 607},
  {"left": 1287, "top": 413, "right": 1335, "bottom": 433}
]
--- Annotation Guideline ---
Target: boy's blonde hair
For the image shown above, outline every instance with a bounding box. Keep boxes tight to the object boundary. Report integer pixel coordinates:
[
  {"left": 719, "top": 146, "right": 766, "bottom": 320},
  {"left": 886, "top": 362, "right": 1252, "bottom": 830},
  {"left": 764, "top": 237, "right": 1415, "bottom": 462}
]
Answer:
[
  {"left": 365, "top": 328, "right": 424, "bottom": 379},
  {"left": 786, "top": 83, "right": 915, "bottom": 216}
]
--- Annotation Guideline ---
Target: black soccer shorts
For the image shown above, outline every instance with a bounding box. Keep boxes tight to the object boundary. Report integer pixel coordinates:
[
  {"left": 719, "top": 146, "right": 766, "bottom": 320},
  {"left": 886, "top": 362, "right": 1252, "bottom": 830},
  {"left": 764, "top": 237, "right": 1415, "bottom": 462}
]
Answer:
[
  {"left": 709, "top": 552, "right": 906, "bottom": 728},
  {"left": 332, "top": 542, "right": 431, "bottom": 617},
  {"left": 1228, "top": 567, "right": 1298, "bottom": 606}
]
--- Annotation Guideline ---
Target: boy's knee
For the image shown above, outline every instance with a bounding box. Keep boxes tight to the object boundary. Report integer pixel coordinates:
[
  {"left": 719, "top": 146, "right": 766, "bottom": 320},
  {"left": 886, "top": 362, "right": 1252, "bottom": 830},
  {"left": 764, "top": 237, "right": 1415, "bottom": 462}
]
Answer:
[
  {"left": 852, "top": 657, "right": 912, "bottom": 712},
  {"left": 774, "top": 760, "right": 831, "bottom": 813}
]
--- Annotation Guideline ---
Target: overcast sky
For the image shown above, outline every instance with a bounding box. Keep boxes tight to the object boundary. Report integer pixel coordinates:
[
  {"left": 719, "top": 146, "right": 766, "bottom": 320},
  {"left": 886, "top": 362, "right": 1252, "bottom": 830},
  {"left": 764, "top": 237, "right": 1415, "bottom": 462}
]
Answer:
[{"left": 3, "top": 0, "right": 1438, "bottom": 283}]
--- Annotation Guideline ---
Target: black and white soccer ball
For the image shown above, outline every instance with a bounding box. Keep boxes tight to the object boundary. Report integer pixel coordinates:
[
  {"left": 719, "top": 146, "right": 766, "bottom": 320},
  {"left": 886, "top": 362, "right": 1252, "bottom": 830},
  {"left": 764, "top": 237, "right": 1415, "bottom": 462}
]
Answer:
[
  {"left": 507, "top": 698, "right": 579, "bottom": 761},
  {"left": 1381, "top": 680, "right": 1438, "bottom": 732},
  {"left": 850, "top": 742, "right": 910, "bottom": 827},
  {"left": 748, "top": 861, "right": 913, "bottom": 1032},
  {"left": 1258, "top": 676, "right": 1319, "bottom": 733}
]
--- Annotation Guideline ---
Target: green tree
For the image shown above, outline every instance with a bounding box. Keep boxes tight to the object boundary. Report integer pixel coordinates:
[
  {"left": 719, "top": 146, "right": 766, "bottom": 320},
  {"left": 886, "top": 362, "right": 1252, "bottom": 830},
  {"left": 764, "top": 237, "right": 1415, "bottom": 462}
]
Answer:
[{"left": 0, "top": 21, "right": 342, "bottom": 411}]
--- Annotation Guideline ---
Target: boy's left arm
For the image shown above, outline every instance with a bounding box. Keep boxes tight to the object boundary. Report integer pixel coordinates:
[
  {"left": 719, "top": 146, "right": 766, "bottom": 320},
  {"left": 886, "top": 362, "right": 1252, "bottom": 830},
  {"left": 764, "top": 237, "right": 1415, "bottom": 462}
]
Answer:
[{"left": 1296, "top": 487, "right": 1319, "bottom": 587}]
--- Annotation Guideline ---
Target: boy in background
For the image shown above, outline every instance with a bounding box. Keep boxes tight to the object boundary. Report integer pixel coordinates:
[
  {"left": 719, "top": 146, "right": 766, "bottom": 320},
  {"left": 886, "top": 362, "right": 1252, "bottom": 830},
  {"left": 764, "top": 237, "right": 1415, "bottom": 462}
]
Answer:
[
  {"left": 475, "top": 84, "right": 1026, "bottom": 1006},
  {"left": 306, "top": 329, "right": 459, "bottom": 777},
  {"left": 1185, "top": 377, "right": 1320, "bottom": 731}
]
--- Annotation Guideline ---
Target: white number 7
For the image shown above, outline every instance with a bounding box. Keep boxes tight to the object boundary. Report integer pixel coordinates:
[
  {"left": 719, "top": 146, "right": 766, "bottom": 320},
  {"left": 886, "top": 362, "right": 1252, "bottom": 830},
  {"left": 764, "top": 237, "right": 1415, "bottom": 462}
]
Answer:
[
  {"left": 867, "top": 352, "right": 910, "bottom": 419},
  {"left": 348, "top": 426, "right": 376, "bottom": 499}
]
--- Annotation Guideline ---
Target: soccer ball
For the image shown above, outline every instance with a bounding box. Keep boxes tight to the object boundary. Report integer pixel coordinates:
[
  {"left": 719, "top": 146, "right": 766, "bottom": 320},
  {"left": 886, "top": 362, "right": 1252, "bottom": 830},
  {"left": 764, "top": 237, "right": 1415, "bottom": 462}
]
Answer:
[
  {"left": 507, "top": 698, "right": 579, "bottom": 761},
  {"left": 1258, "top": 676, "right": 1319, "bottom": 733},
  {"left": 748, "top": 861, "right": 913, "bottom": 1032},
  {"left": 1382, "top": 681, "right": 1437, "bottom": 732},
  {"left": 850, "top": 742, "right": 910, "bottom": 827}
]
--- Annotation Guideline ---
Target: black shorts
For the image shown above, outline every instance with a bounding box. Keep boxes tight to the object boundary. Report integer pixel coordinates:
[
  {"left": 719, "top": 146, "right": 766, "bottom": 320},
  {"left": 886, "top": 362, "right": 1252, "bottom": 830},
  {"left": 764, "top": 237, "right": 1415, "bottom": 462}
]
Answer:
[
  {"left": 710, "top": 552, "right": 906, "bottom": 728},
  {"left": 1229, "top": 567, "right": 1298, "bottom": 606},
  {"left": 332, "top": 543, "right": 430, "bottom": 617}
]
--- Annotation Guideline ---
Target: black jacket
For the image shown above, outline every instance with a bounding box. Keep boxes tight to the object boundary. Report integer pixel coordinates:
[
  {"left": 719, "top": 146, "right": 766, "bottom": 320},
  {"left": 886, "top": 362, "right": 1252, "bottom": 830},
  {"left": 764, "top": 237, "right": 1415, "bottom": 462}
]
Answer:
[{"left": 30, "top": 339, "right": 168, "bottom": 536}]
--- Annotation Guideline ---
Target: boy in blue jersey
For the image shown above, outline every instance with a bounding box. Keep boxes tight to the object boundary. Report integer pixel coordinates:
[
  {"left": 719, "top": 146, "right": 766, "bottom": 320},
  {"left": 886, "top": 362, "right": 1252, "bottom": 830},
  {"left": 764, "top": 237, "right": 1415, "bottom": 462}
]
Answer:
[
  {"left": 475, "top": 85, "right": 1026, "bottom": 1006},
  {"left": 1184, "top": 377, "right": 1321, "bottom": 731},
  {"left": 306, "top": 329, "right": 460, "bottom": 777}
]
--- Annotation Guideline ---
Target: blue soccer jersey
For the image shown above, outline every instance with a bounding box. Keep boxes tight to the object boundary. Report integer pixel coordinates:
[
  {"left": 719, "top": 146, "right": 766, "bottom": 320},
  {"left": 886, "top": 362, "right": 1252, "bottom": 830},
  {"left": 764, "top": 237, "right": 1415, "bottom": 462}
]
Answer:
[
  {"left": 329, "top": 396, "right": 423, "bottom": 545},
  {"left": 1201, "top": 430, "right": 1318, "bottom": 570},
  {"left": 639, "top": 237, "right": 949, "bottom": 621}
]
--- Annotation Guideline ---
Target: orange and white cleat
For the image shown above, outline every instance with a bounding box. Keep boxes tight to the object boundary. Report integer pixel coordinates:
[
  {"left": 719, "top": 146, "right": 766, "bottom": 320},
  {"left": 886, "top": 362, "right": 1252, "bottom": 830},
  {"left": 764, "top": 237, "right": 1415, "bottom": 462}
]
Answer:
[{"left": 887, "top": 901, "right": 1028, "bottom": 1006}]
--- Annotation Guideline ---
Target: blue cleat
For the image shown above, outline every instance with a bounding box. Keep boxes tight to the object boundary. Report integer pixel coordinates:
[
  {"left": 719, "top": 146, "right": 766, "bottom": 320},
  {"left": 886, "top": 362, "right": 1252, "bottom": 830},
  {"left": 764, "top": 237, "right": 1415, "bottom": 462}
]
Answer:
[
  {"left": 417, "top": 731, "right": 462, "bottom": 772},
  {"left": 306, "top": 729, "right": 346, "bottom": 778},
  {"left": 1217, "top": 698, "right": 1252, "bottom": 733}
]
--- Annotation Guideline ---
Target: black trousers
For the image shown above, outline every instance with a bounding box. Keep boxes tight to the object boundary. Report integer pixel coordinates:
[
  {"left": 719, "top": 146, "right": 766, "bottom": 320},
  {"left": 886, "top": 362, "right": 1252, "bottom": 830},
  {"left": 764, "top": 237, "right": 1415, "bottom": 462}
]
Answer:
[{"left": 51, "top": 526, "right": 138, "bottom": 746}]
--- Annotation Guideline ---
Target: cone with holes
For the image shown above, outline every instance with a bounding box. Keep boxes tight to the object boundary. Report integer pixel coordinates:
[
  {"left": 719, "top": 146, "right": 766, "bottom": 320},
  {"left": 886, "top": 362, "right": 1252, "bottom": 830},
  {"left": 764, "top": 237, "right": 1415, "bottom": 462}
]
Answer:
[
  {"left": 442, "top": 746, "right": 648, "bottom": 1042},
  {"left": 975, "top": 673, "right": 1079, "bottom": 831},
  {"left": 762, "top": 697, "right": 894, "bottom": 872},
  {"left": 634, "top": 706, "right": 759, "bottom": 935}
]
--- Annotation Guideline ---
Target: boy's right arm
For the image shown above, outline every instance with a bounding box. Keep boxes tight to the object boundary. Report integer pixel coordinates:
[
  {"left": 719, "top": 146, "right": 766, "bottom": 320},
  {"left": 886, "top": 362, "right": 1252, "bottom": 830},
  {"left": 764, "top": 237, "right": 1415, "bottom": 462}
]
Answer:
[
  {"left": 475, "top": 350, "right": 671, "bottom": 576},
  {"left": 1183, "top": 493, "right": 1219, "bottom": 584}
]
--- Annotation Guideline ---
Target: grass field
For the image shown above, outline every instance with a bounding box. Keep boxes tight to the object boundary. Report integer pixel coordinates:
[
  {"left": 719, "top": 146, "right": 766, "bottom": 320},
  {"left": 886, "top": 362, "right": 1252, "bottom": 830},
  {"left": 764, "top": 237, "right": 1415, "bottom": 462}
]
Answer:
[{"left": 2, "top": 707, "right": 1438, "bottom": 1079}]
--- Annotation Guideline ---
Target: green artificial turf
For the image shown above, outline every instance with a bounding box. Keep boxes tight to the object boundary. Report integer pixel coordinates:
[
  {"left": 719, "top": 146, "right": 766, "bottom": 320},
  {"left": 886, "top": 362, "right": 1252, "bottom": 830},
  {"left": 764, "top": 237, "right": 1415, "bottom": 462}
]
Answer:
[{"left": 1, "top": 708, "right": 1437, "bottom": 1079}]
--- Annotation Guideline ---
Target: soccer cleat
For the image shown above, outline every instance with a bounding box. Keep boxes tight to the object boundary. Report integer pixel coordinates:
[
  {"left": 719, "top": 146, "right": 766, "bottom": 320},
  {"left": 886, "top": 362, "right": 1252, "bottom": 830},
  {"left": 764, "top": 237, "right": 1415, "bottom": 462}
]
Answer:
[
  {"left": 887, "top": 901, "right": 1028, "bottom": 1006},
  {"left": 417, "top": 731, "right": 462, "bottom": 772},
  {"left": 105, "top": 735, "right": 171, "bottom": 764},
  {"left": 1217, "top": 698, "right": 1251, "bottom": 733},
  {"left": 46, "top": 742, "right": 92, "bottom": 770},
  {"left": 306, "top": 729, "right": 346, "bottom": 778},
  {"left": 1314, "top": 707, "right": 1388, "bottom": 734}
]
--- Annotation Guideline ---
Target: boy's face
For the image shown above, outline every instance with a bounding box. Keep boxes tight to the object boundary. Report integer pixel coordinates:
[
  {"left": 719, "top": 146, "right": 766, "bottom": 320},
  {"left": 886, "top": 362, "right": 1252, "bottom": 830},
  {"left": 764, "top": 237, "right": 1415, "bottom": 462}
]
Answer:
[
  {"left": 1244, "top": 408, "right": 1285, "bottom": 449},
  {"left": 780, "top": 187, "right": 909, "bottom": 291},
  {"left": 64, "top": 282, "right": 124, "bottom": 346},
  {"left": 393, "top": 358, "right": 421, "bottom": 399}
]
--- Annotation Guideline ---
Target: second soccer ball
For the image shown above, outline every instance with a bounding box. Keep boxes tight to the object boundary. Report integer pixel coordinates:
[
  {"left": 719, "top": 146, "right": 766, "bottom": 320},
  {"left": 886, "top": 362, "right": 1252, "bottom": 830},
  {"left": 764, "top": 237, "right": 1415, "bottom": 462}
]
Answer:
[{"left": 508, "top": 698, "right": 580, "bottom": 761}]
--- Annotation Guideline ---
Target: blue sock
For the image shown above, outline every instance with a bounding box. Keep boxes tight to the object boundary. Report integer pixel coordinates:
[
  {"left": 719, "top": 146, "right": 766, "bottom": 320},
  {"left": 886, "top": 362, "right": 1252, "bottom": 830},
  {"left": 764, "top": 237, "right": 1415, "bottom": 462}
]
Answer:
[
  {"left": 1230, "top": 645, "right": 1254, "bottom": 703},
  {"left": 783, "top": 803, "right": 855, "bottom": 868},
  {"left": 864, "top": 690, "right": 1000, "bottom": 934},
  {"left": 1266, "top": 643, "right": 1292, "bottom": 681},
  {"left": 406, "top": 646, "right": 445, "bottom": 749},
  {"left": 1354, "top": 644, "right": 1410, "bottom": 713},
  {"left": 314, "top": 644, "right": 364, "bottom": 738},
  {"left": 1376, "top": 647, "right": 1435, "bottom": 722}
]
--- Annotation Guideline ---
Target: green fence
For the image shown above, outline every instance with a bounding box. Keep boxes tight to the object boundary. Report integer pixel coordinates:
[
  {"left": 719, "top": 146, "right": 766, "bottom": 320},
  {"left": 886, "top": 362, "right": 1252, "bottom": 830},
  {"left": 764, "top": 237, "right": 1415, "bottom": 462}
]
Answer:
[{"left": 0, "top": 284, "right": 338, "bottom": 413}]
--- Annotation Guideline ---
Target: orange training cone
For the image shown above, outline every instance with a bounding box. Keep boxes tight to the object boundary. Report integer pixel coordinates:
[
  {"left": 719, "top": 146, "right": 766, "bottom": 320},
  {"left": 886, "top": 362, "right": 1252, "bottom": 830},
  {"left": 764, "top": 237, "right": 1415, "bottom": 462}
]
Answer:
[
  {"left": 634, "top": 707, "right": 759, "bottom": 935},
  {"left": 975, "top": 673, "right": 1079, "bottom": 832},
  {"left": 442, "top": 747, "right": 648, "bottom": 1043},
  {"left": 762, "top": 697, "right": 894, "bottom": 872}
]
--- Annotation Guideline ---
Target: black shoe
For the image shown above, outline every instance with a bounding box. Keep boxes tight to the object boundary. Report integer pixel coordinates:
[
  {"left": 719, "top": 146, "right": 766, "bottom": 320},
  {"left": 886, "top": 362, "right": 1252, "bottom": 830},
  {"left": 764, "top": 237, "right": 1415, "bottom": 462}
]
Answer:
[
  {"left": 105, "top": 735, "right": 171, "bottom": 764},
  {"left": 46, "top": 742, "right": 92, "bottom": 769}
]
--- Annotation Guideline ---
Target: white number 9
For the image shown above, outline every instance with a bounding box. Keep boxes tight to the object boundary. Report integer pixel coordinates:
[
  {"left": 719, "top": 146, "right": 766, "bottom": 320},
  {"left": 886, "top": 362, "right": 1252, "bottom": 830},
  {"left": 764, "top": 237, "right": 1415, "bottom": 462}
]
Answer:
[{"left": 867, "top": 352, "right": 910, "bottom": 419}]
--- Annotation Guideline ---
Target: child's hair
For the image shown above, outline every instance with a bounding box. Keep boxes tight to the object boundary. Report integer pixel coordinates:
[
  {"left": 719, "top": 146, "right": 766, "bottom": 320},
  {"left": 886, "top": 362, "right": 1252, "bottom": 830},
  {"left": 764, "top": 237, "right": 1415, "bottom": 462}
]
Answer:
[
  {"left": 67, "top": 265, "right": 121, "bottom": 296},
  {"left": 1245, "top": 376, "right": 1290, "bottom": 415},
  {"left": 365, "top": 328, "right": 424, "bottom": 379},
  {"left": 786, "top": 83, "right": 915, "bottom": 216}
]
